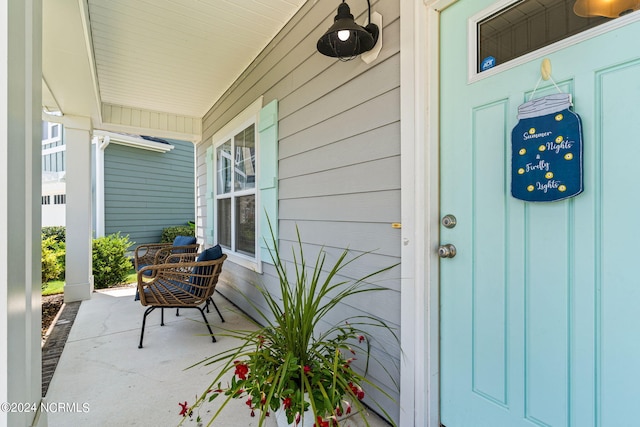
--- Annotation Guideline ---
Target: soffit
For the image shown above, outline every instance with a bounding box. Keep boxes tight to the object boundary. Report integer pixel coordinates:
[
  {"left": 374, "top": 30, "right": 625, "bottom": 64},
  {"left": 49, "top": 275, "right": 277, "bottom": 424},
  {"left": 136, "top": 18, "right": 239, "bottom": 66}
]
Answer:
[{"left": 43, "top": 0, "right": 307, "bottom": 124}]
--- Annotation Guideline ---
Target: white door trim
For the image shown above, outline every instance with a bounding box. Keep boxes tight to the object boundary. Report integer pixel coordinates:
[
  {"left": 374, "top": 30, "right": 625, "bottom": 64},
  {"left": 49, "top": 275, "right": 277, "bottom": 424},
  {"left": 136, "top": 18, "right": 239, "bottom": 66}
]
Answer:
[
  {"left": 399, "top": 0, "right": 422, "bottom": 424},
  {"left": 400, "top": 0, "right": 458, "bottom": 425}
]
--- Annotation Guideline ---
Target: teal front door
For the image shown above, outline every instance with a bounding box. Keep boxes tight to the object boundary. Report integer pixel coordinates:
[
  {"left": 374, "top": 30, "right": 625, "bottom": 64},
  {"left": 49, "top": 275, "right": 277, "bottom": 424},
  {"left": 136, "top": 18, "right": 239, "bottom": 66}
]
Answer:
[{"left": 439, "top": 2, "right": 640, "bottom": 426}]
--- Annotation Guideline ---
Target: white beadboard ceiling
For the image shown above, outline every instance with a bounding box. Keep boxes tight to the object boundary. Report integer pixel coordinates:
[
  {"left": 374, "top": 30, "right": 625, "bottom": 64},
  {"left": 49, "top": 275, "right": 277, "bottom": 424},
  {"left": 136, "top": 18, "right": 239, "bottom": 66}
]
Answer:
[{"left": 43, "top": 0, "right": 307, "bottom": 127}]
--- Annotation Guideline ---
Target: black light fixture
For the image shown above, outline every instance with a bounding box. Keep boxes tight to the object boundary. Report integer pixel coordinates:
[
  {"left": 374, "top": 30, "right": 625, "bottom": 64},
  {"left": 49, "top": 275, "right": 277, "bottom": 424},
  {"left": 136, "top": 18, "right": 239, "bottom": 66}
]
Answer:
[{"left": 317, "top": 0, "right": 379, "bottom": 61}]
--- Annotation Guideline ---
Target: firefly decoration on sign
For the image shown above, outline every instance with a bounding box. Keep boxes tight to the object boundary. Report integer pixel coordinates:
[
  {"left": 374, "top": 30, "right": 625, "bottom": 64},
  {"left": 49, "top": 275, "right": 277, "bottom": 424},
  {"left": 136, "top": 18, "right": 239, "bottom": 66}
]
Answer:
[{"left": 511, "top": 93, "right": 583, "bottom": 202}]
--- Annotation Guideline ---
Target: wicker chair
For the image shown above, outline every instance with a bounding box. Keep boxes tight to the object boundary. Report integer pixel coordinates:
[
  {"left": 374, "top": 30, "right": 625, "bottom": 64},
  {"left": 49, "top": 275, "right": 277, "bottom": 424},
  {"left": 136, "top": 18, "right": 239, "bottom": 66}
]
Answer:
[
  {"left": 136, "top": 252, "right": 227, "bottom": 348},
  {"left": 133, "top": 236, "right": 200, "bottom": 273},
  {"left": 133, "top": 236, "right": 199, "bottom": 301}
]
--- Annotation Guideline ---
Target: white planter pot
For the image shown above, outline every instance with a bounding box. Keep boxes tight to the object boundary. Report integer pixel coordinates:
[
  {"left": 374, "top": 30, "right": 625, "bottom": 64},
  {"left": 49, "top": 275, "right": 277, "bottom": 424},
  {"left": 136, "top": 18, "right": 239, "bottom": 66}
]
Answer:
[
  {"left": 274, "top": 393, "right": 314, "bottom": 427},
  {"left": 274, "top": 407, "right": 314, "bottom": 427}
]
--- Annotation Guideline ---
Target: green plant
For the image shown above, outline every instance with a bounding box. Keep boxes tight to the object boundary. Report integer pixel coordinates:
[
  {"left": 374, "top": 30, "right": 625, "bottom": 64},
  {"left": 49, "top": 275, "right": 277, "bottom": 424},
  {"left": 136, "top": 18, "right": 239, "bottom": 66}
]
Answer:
[
  {"left": 41, "top": 236, "right": 64, "bottom": 285},
  {"left": 181, "top": 220, "right": 398, "bottom": 427},
  {"left": 42, "top": 226, "right": 66, "bottom": 243},
  {"left": 42, "top": 280, "right": 65, "bottom": 296},
  {"left": 92, "top": 233, "right": 134, "bottom": 289},
  {"left": 161, "top": 225, "right": 194, "bottom": 243}
]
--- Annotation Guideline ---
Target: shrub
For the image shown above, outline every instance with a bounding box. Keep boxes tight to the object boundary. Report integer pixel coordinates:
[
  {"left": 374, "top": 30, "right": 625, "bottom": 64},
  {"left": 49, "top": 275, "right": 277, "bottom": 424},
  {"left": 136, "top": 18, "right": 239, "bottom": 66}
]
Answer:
[
  {"left": 92, "top": 233, "right": 134, "bottom": 289},
  {"left": 42, "top": 226, "right": 66, "bottom": 243},
  {"left": 42, "top": 234, "right": 66, "bottom": 280},
  {"left": 161, "top": 225, "right": 194, "bottom": 243},
  {"left": 42, "top": 236, "right": 64, "bottom": 285}
]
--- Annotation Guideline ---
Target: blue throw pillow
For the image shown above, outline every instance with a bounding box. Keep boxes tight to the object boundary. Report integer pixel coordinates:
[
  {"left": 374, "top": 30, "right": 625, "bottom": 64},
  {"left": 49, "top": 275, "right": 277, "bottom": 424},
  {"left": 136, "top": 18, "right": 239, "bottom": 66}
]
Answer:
[
  {"left": 196, "top": 244, "right": 223, "bottom": 262},
  {"left": 190, "top": 245, "right": 223, "bottom": 290},
  {"left": 173, "top": 235, "right": 196, "bottom": 247}
]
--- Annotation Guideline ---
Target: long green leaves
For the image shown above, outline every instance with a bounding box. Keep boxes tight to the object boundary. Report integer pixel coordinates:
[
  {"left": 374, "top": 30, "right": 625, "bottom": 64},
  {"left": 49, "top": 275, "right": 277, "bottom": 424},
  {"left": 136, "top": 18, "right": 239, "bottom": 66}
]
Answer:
[{"left": 183, "top": 217, "right": 399, "bottom": 426}]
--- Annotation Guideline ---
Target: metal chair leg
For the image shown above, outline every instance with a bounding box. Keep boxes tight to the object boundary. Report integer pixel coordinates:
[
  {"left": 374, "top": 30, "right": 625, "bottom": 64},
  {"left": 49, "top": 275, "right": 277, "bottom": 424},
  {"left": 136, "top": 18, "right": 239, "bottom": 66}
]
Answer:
[
  {"left": 139, "top": 306, "right": 156, "bottom": 349},
  {"left": 210, "top": 298, "right": 225, "bottom": 323},
  {"left": 196, "top": 307, "right": 216, "bottom": 343}
]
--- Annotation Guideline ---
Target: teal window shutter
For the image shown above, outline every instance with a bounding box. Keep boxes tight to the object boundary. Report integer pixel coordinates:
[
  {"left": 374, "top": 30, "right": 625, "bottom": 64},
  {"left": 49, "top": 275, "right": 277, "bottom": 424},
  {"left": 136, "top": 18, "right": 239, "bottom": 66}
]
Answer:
[
  {"left": 205, "top": 145, "right": 215, "bottom": 247},
  {"left": 258, "top": 100, "right": 278, "bottom": 264}
]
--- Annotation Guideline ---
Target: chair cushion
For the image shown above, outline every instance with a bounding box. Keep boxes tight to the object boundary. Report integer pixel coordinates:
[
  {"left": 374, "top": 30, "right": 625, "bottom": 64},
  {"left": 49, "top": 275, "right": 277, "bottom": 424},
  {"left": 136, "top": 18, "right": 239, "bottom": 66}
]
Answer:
[
  {"left": 137, "top": 264, "right": 153, "bottom": 275},
  {"left": 141, "top": 281, "right": 191, "bottom": 302},
  {"left": 190, "top": 245, "right": 223, "bottom": 288},
  {"left": 173, "top": 235, "right": 197, "bottom": 247}
]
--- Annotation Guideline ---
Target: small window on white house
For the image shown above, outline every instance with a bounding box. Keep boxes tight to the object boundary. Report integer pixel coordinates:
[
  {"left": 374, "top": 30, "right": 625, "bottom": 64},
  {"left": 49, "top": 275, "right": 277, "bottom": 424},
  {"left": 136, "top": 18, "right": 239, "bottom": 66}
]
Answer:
[
  {"left": 50, "top": 123, "right": 60, "bottom": 139},
  {"left": 215, "top": 123, "right": 257, "bottom": 258}
]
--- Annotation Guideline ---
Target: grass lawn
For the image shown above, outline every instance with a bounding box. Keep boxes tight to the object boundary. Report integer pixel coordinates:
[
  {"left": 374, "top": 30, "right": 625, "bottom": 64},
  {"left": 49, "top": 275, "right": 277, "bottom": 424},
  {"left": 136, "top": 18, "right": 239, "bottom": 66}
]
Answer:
[
  {"left": 42, "top": 280, "right": 65, "bottom": 296},
  {"left": 42, "top": 269, "right": 138, "bottom": 295}
]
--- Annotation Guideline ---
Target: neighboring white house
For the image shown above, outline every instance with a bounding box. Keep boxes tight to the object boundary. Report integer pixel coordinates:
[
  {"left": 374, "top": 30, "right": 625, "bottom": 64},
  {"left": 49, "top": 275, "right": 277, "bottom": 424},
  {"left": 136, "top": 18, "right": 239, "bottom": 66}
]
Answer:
[{"left": 41, "top": 121, "right": 66, "bottom": 227}]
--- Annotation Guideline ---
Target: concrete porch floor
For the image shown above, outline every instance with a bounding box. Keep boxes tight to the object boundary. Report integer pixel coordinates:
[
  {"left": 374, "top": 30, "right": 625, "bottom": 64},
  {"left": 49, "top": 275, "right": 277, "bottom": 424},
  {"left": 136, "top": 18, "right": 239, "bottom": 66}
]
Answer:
[{"left": 44, "top": 286, "right": 390, "bottom": 426}]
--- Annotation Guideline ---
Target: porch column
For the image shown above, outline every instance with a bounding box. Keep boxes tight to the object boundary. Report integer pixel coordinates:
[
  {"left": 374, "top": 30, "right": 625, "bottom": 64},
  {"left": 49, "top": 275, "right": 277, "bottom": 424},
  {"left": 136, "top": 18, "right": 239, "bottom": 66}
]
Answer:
[
  {"left": 0, "top": 0, "right": 44, "bottom": 426},
  {"left": 63, "top": 117, "right": 93, "bottom": 302}
]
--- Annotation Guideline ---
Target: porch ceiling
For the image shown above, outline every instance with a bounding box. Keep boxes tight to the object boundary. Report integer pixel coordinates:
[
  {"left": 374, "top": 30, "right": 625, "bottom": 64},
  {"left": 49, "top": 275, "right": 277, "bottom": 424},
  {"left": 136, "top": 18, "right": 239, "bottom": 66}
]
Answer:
[{"left": 42, "top": 0, "right": 307, "bottom": 131}]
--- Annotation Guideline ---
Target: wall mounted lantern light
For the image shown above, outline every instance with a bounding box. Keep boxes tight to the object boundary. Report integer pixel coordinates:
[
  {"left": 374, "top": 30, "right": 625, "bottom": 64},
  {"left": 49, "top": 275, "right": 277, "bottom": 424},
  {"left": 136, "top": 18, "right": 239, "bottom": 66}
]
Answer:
[
  {"left": 574, "top": 0, "right": 640, "bottom": 18},
  {"left": 317, "top": 0, "right": 382, "bottom": 62}
]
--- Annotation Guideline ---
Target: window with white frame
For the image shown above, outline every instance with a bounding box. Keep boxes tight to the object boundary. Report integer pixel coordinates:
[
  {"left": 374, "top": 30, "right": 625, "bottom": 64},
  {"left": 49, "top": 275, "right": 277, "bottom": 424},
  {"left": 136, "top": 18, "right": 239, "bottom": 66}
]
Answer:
[{"left": 215, "top": 122, "right": 257, "bottom": 258}]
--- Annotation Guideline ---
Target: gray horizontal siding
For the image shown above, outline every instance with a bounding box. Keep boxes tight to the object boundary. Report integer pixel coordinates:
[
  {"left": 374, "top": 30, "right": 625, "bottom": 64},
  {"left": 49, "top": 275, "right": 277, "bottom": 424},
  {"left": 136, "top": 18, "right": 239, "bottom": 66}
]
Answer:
[
  {"left": 279, "top": 121, "right": 401, "bottom": 178},
  {"left": 104, "top": 139, "right": 195, "bottom": 246},
  {"left": 279, "top": 190, "right": 400, "bottom": 222},
  {"left": 197, "top": 0, "right": 401, "bottom": 421}
]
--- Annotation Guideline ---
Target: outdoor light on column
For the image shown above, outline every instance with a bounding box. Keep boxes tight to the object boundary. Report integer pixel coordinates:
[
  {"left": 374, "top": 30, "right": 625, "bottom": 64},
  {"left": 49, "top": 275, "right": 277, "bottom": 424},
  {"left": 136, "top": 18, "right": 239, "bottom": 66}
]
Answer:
[{"left": 317, "top": 0, "right": 382, "bottom": 62}]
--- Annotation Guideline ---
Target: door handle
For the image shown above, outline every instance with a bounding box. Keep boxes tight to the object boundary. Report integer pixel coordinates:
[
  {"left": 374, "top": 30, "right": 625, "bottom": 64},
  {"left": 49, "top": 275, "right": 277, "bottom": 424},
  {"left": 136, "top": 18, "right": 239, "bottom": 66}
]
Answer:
[{"left": 438, "top": 244, "right": 457, "bottom": 258}]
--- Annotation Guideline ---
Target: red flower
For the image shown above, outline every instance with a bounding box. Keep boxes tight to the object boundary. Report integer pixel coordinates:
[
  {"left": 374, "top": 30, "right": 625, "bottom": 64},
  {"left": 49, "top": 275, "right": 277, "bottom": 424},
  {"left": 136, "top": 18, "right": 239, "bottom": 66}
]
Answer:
[
  {"left": 348, "top": 382, "right": 365, "bottom": 400},
  {"left": 345, "top": 401, "right": 352, "bottom": 414},
  {"left": 283, "top": 397, "right": 292, "bottom": 409},
  {"left": 303, "top": 365, "right": 311, "bottom": 375},
  {"left": 343, "top": 357, "right": 356, "bottom": 369},
  {"left": 246, "top": 397, "right": 252, "bottom": 407},
  {"left": 295, "top": 412, "right": 301, "bottom": 425},
  {"left": 336, "top": 405, "right": 343, "bottom": 416},
  {"left": 178, "top": 401, "right": 190, "bottom": 417},
  {"left": 234, "top": 361, "right": 249, "bottom": 380},
  {"left": 358, "top": 335, "right": 365, "bottom": 343},
  {"left": 315, "top": 416, "right": 329, "bottom": 427}
]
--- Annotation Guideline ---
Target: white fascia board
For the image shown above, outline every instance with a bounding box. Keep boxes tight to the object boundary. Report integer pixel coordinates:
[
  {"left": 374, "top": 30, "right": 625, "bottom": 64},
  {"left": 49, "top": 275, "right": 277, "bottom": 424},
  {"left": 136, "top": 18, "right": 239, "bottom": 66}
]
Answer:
[{"left": 93, "top": 129, "right": 174, "bottom": 153}]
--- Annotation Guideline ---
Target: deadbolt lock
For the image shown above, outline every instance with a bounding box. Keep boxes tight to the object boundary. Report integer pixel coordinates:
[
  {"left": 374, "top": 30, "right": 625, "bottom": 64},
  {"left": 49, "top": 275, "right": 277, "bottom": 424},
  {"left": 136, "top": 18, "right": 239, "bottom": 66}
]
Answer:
[{"left": 441, "top": 214, "right": 457, "bottom": 229}]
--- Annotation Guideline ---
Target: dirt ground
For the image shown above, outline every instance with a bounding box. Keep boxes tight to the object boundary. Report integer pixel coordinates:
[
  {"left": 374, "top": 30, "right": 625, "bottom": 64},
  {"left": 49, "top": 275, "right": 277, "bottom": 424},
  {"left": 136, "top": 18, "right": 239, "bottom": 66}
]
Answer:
[{"left": 42, "top": 294, "right": 64, "bottom": 337}]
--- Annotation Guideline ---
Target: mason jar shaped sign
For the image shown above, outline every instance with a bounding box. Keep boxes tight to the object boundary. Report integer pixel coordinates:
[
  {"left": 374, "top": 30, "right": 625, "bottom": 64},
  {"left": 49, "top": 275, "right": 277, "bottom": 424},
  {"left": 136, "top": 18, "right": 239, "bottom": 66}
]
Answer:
[{"left": 511, "top": 93, "right": 583, "bottom": 202}]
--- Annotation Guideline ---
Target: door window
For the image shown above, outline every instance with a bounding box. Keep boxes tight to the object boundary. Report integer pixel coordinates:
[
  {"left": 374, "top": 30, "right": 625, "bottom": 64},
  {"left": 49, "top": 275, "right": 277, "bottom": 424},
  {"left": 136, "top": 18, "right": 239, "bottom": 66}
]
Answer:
[{"left": 477, "top": 0, "right": 622, "bottom": 73}]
